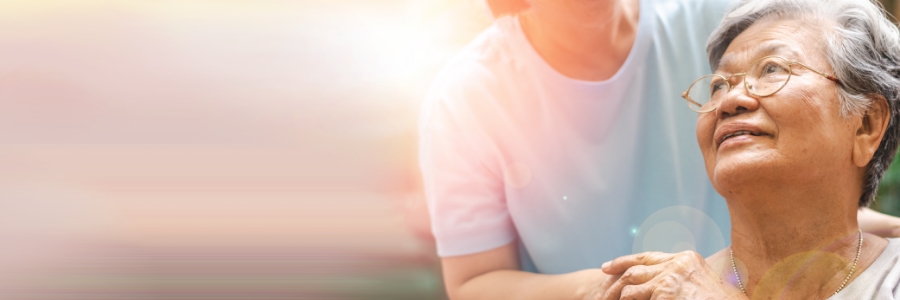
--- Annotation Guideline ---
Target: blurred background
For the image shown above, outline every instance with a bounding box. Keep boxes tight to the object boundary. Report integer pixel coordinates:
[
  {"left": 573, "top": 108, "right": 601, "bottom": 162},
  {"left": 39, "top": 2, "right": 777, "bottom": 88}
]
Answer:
[
  {"left": 875, "top": 0, "right": 900, "bottom": 218},
  {"left": 0, "top": 0, "right": 898, "bottom": 299}
]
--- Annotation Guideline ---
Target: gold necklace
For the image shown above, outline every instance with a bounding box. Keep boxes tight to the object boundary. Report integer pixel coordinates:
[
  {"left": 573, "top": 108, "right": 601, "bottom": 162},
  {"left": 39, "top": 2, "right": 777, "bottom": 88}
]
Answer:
[{"left": 730, "top": 230, "right": 863, "bottom": 297}]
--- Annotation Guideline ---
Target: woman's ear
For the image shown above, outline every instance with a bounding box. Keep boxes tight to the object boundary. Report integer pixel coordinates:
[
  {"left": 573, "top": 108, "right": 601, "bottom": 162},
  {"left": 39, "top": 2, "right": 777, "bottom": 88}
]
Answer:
[{"left": 853, "top": 94, "right": 891, "bottom": 167}]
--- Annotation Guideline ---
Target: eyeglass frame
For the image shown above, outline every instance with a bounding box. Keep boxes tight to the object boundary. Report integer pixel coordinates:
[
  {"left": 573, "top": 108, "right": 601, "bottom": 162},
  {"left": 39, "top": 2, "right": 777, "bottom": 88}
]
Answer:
[{"left": 681, "top": 55, "right": 842, "bottom": 113}]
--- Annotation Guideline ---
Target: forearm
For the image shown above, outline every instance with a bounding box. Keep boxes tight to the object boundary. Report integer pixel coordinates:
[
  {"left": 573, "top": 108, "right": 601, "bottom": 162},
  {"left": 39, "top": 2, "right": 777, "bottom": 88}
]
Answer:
[
  {"left": 859, "top": 207, "right": 900, "bottom": 238},
  {"left": 453, "top": 268, "right": 609, "bottom": 300}
]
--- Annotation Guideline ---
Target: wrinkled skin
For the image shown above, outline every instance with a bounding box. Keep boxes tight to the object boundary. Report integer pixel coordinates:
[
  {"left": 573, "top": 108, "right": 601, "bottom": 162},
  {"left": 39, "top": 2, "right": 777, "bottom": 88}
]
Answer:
[{"left": 597, "top": 251, "right": 745, "bottom": 300}]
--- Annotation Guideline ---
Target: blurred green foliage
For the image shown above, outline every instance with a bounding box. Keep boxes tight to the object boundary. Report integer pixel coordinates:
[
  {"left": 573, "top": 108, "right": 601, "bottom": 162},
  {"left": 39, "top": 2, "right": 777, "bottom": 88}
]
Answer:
[
  {"left": 875, "top": 0, "right": 898, "bottom": 217},
  {"left": 875, "top": 150, "right": 900, "bottom": 217},
  {"left": 868, "top": 0, "right": 900, "bottom": 217}
]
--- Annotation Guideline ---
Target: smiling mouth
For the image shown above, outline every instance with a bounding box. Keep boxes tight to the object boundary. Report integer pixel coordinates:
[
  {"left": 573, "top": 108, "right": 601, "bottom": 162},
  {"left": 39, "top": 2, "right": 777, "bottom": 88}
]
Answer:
[{"left": 719, "top": 130, "right": 763, "bottom": 145}]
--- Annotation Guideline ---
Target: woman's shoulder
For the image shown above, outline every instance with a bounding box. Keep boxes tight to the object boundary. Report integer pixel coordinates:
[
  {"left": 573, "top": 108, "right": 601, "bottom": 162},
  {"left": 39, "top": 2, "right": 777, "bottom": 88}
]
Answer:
[
  {"left": 873, "top": 237, "right": 900, "bottom": 264},
  {"left": 831, "top": 237, "right": 900, "bottom": 299},
  {"left": 886, "top": 237, "right": 900, "bottom": 247},
  {"left": 859, "top": 237, "right": 900, "bottom": 298},
  {"left": 879, "top": 237, "right": 900, "bottom": 265}
]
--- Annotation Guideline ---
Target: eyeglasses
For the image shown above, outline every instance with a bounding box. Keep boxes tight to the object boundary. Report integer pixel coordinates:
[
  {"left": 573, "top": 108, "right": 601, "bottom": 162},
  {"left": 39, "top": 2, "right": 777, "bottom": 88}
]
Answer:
[{"left": 681, "top": 55, "right": 841, "bottom": 113}]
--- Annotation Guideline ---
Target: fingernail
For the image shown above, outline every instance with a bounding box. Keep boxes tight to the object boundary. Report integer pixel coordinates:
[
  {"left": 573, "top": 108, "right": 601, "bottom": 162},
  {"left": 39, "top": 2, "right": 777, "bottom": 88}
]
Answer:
[{"left": 601, "top": 261, "right": 610, "bottom": 269}]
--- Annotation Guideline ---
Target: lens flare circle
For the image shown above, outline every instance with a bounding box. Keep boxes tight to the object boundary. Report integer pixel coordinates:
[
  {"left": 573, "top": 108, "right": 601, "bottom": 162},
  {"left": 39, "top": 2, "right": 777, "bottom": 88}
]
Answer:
[{"left": 632, "top": 206, "right": 726, "bottom": 256}]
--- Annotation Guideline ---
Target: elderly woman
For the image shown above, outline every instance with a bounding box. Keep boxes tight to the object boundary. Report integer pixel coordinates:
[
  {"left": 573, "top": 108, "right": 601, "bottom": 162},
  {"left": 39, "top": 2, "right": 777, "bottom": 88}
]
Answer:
[{"left": 597, "top": 0, "right": 900, "bottom": 299}]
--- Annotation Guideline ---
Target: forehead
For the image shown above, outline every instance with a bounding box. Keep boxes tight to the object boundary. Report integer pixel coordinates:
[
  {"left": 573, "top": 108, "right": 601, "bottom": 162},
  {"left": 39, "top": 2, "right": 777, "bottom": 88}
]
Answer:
[{"left": 717, "top": 17, "right": 826, "bottom": 71}]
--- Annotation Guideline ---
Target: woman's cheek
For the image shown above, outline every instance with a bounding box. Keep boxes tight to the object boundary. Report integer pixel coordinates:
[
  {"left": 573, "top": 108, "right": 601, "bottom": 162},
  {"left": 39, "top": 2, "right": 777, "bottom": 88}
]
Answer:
[{"left": 696, "top": 117, "right": 716, "bottom": 149}]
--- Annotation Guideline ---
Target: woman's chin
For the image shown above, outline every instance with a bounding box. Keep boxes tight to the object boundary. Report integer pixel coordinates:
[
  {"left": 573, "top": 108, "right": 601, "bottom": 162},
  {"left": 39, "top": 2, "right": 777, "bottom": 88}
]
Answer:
[{"left": 711, "top": 150, "right": 777, "bottom": 193}]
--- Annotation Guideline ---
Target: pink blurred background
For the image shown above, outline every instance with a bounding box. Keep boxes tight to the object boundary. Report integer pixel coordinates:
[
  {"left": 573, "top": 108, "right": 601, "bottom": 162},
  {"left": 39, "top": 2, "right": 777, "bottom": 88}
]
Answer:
[{"left": 0, "top": 0, "right": 493, "bottom": 298}]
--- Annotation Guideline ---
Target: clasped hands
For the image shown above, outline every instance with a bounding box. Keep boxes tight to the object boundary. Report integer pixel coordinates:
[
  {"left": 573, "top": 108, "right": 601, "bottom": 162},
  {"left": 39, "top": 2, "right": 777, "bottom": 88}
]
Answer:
[{"left": 586, "top": 251, "right": 747, "bottom": 300}]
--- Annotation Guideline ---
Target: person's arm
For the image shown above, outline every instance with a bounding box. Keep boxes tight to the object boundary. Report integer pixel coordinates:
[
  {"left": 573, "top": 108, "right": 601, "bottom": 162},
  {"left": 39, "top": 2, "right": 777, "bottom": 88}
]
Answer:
[
  {"left": 859, "top": 207, "right": 900, "bottom": 238},
  {"left": 419, "top": 65, "right": 618, "bottom": 299},
  {"left": 442, "top": 241, "right": 612, "bottom": 300}
]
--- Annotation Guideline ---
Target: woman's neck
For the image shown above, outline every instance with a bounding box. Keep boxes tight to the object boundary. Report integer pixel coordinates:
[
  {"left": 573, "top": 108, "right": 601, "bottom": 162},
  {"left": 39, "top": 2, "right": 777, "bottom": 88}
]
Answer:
[
  {"left": 726, "top": 187, "right": 870, "bottom": 298},
  {"left": 518, "top": 0, "right": 639, "bottom": 81}
]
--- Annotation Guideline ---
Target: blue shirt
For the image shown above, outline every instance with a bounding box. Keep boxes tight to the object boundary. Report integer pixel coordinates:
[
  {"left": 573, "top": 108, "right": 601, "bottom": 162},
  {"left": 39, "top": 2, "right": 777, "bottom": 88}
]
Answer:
[{"left": 419, "top": 0, "right": 734, "bottom": 274}]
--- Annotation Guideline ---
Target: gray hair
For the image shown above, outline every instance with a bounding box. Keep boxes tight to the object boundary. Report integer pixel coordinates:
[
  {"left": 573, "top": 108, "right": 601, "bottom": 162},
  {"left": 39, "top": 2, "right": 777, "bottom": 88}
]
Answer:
[{"left": 706, "top": 0, "right": 900, "bottom": 207}]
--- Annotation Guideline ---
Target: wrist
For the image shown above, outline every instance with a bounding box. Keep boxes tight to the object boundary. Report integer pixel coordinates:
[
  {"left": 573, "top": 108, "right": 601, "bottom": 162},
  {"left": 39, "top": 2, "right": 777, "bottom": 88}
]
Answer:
[{"left": 572, "top": 268, "right": 609, "bottom": 300}]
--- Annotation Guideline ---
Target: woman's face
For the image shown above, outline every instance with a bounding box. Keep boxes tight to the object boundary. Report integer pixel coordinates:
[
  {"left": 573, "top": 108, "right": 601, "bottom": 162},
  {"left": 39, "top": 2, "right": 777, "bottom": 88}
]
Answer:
[{"left": 696, "top": 17, "right": 860, "bottom": 197}]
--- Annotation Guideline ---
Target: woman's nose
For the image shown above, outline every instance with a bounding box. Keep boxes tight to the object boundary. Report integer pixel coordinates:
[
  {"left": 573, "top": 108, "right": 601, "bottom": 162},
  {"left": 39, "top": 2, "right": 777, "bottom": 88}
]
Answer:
[{"left": 716, "top": 84, "right": 760, "bottom": 119}]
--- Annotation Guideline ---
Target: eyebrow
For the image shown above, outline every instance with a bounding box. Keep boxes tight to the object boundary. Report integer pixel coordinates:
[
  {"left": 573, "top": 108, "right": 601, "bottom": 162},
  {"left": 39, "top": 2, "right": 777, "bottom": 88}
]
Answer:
[{"left": 718, "top": 42, "right": 792, "bottom": 71}]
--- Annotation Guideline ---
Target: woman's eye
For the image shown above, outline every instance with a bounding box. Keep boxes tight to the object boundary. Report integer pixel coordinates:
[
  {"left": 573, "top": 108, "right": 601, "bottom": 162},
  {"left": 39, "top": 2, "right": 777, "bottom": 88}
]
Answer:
[
  {"left": 711, "top": 81, "right": 727, "bottom": 94},
  {"left": 763, "top": 63, "right": 786, "bottom": 74}
]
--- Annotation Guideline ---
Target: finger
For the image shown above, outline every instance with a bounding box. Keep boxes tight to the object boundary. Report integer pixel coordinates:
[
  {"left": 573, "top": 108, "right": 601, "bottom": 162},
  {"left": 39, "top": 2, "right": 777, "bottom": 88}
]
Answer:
[
  {"left": 601, "top": 265, "right": 662, "bottom": 300},
  {"left": 595, "top": 274, "right": 622, "bottom": 300},
  {"left": 599, "top": 275, "right": 628, "bottom": 300},
  {"left": 619, "top": 265, "right": 663, "bottom": 286},
  {"left": 669, "top": 250, "right": 707, "bottom": 272},
  {"left": 602, "top": 252, "right": 674, "bottom": 274},
  {"left": 619, "top": 283, "right": 653, "bottom": 300}
]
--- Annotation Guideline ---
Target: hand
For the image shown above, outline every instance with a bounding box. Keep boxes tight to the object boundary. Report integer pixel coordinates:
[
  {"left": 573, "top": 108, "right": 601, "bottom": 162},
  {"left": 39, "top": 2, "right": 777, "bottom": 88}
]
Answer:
[
  {"left": 597, "top": 251, "right": 746, "bottom": 300},
  {"left": 579, "top": 273, "right": 621, "bottom": 300}
]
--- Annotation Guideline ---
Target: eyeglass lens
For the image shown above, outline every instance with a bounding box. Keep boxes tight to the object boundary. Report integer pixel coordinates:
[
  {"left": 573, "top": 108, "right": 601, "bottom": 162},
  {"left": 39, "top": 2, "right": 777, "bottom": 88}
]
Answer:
[{"left": 687, "top": 57, "right": 792, "bottom": 112}]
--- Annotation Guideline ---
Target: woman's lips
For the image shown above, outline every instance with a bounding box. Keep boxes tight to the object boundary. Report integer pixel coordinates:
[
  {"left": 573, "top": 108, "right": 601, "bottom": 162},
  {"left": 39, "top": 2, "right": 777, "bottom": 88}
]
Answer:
[
  {"left": 714, "top": 122, "right": 768, "bottom": 148},
  {"left": 720, "top": 130, "right": 761, "bottom": 143},
  {"left": 718, "top": 133, "right": 762, "bottom": 150}
]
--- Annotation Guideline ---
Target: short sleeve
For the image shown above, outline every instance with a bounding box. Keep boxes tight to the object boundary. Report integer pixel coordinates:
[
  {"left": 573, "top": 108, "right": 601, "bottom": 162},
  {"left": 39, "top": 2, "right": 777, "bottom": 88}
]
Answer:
[{"left": 418, "top": 71, "right": 517, "bottom": 257}]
